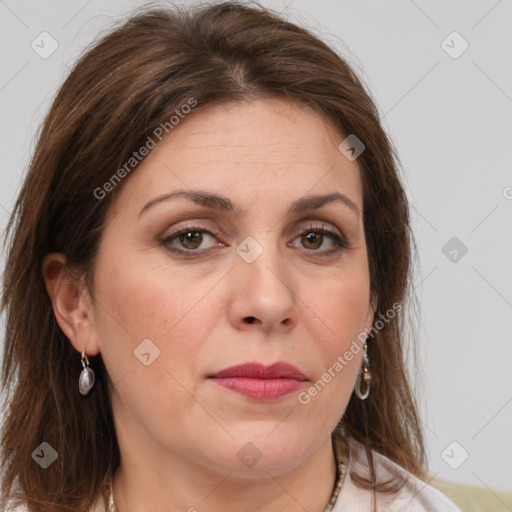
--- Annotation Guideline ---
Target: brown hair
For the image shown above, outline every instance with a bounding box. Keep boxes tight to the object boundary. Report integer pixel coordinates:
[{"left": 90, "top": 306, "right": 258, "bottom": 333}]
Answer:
[{"left": 1, "top": 2, "right": 428, "bottom": 511}]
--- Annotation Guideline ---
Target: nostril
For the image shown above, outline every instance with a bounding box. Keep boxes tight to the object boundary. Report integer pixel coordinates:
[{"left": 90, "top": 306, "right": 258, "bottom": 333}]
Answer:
[{"left": 245, "top": 316, "right": 256, "bottom": 324}]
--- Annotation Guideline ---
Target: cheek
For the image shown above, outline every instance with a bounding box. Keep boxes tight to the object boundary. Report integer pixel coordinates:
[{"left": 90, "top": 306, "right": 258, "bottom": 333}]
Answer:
[
  {"left": 95, "top": 261, "right": 212, "bottom": 424},
  {"left": 298, "top": 272, "right": 369, "bottom": 417},
  {"left": 299, "top": 263, "right": 371, "bottom": 408},
  {"left": 96, "top": 242, "right": 200, "bottom": 334},
  {"left": 94, "top": 252, "right": 220, "bottom": 381},
  {"left": 306, "top": 265, "right": 371, "bottom": 345}
]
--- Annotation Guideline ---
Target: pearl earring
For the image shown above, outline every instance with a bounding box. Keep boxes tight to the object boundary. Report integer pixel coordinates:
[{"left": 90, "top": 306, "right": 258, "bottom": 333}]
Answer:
[{"left": 79, "top": 348, "right": 95, "bottom": 395}]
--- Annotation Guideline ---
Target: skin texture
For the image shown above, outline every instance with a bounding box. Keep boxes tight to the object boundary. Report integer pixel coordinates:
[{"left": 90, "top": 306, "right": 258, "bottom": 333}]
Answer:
[{"left": 43, "top": 98, "right": 375, "bottom": 512}]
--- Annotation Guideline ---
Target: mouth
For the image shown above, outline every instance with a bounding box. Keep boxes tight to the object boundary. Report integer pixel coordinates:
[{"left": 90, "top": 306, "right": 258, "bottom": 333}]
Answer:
[{"left": 207, "top": 362, "right": 308, "bottom": 402}]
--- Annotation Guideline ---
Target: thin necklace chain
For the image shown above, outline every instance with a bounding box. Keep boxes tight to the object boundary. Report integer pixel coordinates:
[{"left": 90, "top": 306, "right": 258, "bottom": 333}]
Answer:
[{"left": 106, "top": 435, "right": 348, "bottom": 512}]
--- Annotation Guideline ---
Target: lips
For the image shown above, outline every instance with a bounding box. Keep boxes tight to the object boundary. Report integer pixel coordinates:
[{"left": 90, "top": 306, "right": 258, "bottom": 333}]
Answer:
[
  {"left": 210, "top": 362, "right": 308, "bottom": 380},
  {"left": 208, "top": 362, "right": 307, "bottom": 401}
]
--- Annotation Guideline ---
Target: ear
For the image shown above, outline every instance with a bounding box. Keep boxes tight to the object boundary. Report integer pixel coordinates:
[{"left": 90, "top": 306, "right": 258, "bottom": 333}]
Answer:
[{"left": 42, "top": 253, "right": 101, "bottom": 357}]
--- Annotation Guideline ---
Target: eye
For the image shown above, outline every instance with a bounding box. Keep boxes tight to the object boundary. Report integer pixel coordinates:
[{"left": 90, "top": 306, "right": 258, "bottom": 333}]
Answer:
[
  {"left": 159, "top": 222, "right": 348, "bottom": 258},
  {"left": 160, "top": 222, "right": 222, "bottom": 254},
  {"left": 290, "top": 223, "right": 348, "bottom": 256}
]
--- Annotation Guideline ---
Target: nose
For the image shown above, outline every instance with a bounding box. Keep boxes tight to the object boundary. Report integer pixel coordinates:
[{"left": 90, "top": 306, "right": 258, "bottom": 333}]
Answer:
[{"left": 227, "top": 240, "right": 299, "bottom": 334}]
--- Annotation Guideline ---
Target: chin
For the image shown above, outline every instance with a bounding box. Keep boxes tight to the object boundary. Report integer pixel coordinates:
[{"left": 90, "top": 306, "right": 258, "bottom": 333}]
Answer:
[{"left": 205, "top": 428, "right": 316, "bottom": 477}]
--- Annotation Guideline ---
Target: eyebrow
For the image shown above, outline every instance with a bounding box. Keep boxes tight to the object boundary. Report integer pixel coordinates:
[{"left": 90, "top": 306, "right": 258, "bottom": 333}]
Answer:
[{"left": 138, "top": 189, "right": 360, "bottom": 218}]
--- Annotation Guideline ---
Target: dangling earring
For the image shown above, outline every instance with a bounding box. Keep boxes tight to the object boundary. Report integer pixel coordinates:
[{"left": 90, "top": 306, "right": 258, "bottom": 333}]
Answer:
[
  {"left": 354, "top": 338, "right": 371, "bottom": 400},
  {"left": 79, "top": 348, "right": 95, "bottom": 396}
]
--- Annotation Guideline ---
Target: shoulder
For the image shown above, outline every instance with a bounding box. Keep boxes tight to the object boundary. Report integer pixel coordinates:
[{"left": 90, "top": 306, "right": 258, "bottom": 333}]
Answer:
[{"left": 333, "top": 436, "right": 462, "bottom": 512}]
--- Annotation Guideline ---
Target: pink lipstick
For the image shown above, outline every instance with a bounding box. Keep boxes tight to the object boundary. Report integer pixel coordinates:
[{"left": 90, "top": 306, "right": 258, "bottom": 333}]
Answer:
[{"left": 208, "top": 362, "right": 307, "bottom": 401}]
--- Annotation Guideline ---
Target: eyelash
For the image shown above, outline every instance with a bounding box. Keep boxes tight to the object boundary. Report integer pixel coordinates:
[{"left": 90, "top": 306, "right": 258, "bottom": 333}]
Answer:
[{"left": 159, "top": 222, "right": 349, "bottom": 258}]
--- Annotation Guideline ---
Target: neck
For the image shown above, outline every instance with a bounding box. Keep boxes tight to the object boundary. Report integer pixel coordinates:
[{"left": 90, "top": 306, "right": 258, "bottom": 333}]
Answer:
[{"left": 110, "top": 436, "right": 339, "bottom": 512}]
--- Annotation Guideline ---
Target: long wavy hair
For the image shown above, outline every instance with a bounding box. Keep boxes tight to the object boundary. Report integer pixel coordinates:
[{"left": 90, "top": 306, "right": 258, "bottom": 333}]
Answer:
[{"left": 1, "top": 2, "right": 427, "bottom": 511}]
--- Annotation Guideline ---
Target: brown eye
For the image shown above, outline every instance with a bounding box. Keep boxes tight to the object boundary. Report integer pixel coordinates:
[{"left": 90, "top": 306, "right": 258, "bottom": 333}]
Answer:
[
  {"left": 160, "top": 222, "right": 221, "bottom": 255},
  {"left": 301, "top": 231, "right": 324, "bottom": 250},
  {"left": 290, "top": 223, "right": 349, "bottom": 257},
  {"left": 178, "top": 230, "right": 204, "bottom": 250}
]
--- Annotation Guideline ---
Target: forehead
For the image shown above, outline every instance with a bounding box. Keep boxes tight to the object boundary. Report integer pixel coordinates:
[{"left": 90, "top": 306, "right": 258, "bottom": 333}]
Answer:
[{"left": 110, "top": 97, "right": 363, "bottom": 216}]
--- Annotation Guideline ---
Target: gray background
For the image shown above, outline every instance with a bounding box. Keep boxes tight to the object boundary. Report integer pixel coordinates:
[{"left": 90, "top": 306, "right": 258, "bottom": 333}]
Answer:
[{"left": 1, "top": 0, "right": 511, "bottom": 493}]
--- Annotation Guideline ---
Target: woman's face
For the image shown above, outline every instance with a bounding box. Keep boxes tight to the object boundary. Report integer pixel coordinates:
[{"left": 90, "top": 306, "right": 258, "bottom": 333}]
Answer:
[{"left": 89, "top": 97, "right": 374, "bottom": 476}]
